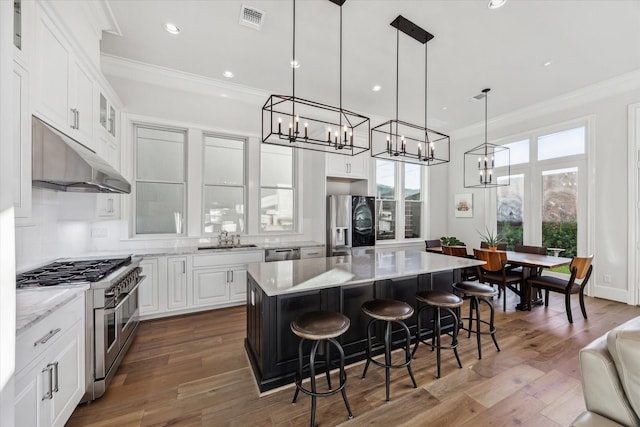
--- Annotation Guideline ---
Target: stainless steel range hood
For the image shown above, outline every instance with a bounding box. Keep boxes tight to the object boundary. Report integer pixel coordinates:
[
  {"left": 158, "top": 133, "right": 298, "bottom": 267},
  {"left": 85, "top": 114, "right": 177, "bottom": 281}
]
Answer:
[{"left": 32, "top": 116, "right": 131, "bottom": 194}]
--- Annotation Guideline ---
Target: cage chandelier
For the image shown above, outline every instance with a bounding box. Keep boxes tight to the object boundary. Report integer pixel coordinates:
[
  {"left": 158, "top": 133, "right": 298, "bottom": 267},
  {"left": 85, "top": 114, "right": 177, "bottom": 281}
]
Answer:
[
  {"left": 371, "top": 15, "right": 450, "bottom": 166},
  {"left": 261, "top": 0, "right": 370, "bottom": 155},
  {"left": 463, "top": 88, "right": 510, "bottom": 188}
]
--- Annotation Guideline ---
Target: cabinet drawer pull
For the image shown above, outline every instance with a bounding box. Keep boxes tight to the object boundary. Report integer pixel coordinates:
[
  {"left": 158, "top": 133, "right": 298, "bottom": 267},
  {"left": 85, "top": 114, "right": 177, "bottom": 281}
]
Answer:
[
  {"left": 42, "top": 364, "right": 54, "bottom": 400},
  {"left": 34, "top": 328, "right": 61, "bottom": 347},
  {"left": 306, "top": 251, "right": 319, "bottom": 256},
  {"left": 52, "top": 361, "right": 59, "bottom": 393}
]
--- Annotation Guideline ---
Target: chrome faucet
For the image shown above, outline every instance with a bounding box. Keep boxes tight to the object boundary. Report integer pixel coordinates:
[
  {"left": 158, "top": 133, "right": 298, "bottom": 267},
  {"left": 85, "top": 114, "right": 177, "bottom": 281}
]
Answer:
[{"left": 219, "top": 230, "right": 231, "bottom": 246}]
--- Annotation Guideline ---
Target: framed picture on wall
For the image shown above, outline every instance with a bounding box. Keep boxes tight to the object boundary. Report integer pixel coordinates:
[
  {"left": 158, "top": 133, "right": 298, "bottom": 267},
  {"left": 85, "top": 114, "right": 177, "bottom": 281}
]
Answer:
[{"left": 455, "top": 193, "right": 473, "bottom": 218}]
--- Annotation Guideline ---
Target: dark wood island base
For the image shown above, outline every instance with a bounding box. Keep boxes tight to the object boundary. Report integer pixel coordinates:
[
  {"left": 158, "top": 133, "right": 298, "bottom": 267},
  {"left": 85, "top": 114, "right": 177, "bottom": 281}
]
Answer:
[{"left": 245, "top": 268, "right": 464, "bottom": 392}]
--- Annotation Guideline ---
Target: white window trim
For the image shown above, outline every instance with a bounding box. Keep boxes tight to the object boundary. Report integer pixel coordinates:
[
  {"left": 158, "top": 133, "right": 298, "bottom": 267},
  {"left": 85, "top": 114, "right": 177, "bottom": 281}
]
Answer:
[
  {"left": 490, "top": 115, "right": 595, "bottom": 289},
  {"left": 258, "top": 145, "right": 299, "bottom": 235},
  {"left": 375, "top": 159, "right": 425, "bottom": 244},
  {"left": 201, "top": 132, "right": 248, "bottom": 236},
  {"left": 132, "top": 122, "right": 188, "bottom": 237}
]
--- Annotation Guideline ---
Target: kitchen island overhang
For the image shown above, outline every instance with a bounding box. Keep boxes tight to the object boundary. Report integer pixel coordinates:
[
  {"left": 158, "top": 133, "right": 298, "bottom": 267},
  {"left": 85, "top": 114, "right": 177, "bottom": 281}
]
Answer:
[{"left": 244, "top": 250, "right": 484, "bottom": 392}]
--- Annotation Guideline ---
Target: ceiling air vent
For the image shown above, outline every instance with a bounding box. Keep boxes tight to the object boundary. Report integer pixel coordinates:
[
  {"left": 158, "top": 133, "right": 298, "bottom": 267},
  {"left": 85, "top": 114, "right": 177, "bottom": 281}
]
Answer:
[{"left": 239, "top": 4, "right": 265, "bottom": 30}]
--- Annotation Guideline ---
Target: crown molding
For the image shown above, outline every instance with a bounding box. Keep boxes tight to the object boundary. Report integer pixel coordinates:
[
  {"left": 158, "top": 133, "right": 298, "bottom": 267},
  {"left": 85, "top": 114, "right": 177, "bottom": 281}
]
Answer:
[
  {"left": 85, "top": 0, "right": 122, "bottom": 38},
  {"left": 101, "top": 54, "right": 272, "bottom": 105},
  {"left": 451, "top": 68, "right": 640, "bottom": 140}
]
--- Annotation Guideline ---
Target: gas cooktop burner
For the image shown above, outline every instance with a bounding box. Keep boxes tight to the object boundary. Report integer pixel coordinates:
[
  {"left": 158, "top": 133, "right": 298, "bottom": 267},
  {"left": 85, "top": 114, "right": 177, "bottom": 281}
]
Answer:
[{"left": 16, "top": 256, "right": 132, "bottom": 288}]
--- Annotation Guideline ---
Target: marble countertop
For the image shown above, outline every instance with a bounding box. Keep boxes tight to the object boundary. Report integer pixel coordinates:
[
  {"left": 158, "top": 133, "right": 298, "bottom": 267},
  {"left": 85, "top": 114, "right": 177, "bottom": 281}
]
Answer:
[
  {"left": 16, "top": 285, "right": 88, "bottom": 334},
  {"left": 81, "top": 241, "right": 324, "bottom": 258},
  {"left": 247, "top": 250, "right": 484, "bottom": 297}
]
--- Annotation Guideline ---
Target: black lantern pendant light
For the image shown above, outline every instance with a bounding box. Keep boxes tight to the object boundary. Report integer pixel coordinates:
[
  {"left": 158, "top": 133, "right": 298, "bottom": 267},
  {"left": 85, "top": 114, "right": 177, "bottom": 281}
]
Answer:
[
  {"left": 463, "top": 88, "right": 510, "bottom": 188},
  {"left": 261, "top": 0, "right": 370, "bottom": 155},
  {"left": 371, "top": 15, "right": 450, "bottom": 166}
]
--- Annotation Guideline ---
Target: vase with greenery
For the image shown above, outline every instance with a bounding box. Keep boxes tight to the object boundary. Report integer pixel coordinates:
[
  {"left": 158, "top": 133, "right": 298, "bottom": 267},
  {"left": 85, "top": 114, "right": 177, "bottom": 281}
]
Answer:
[
  {"left": 477, "top": 227, "right": 504, "bottom": 250},
  {"left": 440, "top": 236, "right": 465, "bottom": 247}
]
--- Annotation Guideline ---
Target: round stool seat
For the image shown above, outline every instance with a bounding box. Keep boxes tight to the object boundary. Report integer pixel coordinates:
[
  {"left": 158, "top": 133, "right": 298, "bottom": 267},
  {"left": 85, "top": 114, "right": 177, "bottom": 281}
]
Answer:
[
  {"left": 416, "top": 290, "right": 463, "bottom": 308},
  {"left": 452, "top": 281, "right": 498, "bottom": 298},
  {"left": 291, "top": 311, "right": 350, "bottom": 340},
  {"left": 362, "top": 299, "right": 414, "bottom": 321}
]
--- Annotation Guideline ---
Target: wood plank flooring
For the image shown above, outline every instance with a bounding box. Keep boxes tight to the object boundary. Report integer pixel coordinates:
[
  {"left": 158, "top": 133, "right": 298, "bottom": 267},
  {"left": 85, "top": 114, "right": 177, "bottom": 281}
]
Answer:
[{"left": 67, "top": 292, "right": 640, "bottom": 426}]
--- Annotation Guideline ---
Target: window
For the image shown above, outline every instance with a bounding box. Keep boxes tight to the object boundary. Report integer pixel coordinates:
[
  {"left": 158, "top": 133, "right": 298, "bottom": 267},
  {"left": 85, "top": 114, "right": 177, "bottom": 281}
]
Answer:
[
  {"left": 404, "top": 163, "right": 422, "bottom": 238},
  {"left": 376, "top": 160, "right": 396, "bottom": 240},
  {"left": 260, "top": 145, "right": 294, "bottom": 232},
  {"left": 135, "top": 125, "right": 186, "bottom": 235},
  {"left": 375, "top": 160, "right": 423, "bottom": 241},
  {"left": 203, "top": 134, "right": 246, "bottom": 234},
  {"left": 495, "top": 124, "right": 587, "bottom": 255}
]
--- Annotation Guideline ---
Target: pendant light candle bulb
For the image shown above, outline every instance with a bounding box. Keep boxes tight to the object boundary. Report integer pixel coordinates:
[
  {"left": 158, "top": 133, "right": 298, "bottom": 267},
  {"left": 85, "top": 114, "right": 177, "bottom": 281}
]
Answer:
[
  {"left": 289, "top": 122, "right": 293, "bottom": 138},
  {"left": 343, "top": 125, "right": 347, "bottom": 142},
  {"left": 295, "top": 116, "right": 299, "bottom": 133},
  {"left": 430, "top": 142, "right": 434, "bottom": 158},
  {"left": 327, "top": 128, "right": 331, "bottom": 142},
  {"left": 304, "top": 122, "right": 308, "bottom": 138},
  {"left": 349, "top": 131, "right": 353, "bottom": 145},
  {"left": 418, "top": 143, "right": 422, "bottom": 159},
  {"left": 278, "top": 117, "right": 282, "bottom": 134}
]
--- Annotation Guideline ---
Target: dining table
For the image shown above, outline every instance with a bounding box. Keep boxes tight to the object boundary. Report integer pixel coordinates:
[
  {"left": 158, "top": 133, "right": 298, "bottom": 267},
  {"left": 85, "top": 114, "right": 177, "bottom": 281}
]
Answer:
[
  {"left": 429, "top": 246, "right": 573, "bottom": 311},
  {"left": 473, "top": 248, "right": 573, "bottom": 311}
]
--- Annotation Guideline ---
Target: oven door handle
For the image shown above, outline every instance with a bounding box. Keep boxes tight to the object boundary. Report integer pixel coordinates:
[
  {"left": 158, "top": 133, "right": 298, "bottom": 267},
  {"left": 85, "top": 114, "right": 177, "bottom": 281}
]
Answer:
[{"left": 103, "top": 279, "right": 143, "bottom": 315}]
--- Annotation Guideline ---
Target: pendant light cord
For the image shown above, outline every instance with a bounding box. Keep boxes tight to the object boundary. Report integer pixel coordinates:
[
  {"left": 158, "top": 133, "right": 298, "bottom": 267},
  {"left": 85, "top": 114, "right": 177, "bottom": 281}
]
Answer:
[
  {"left": 292, "top": 0, "right": 296, "bottom": 118},
  {"left": 395, "top": 25, "right": 399, "bottom": 146},
  {"left": 339, "top": 4, "right": 343, "bottom": 133}
]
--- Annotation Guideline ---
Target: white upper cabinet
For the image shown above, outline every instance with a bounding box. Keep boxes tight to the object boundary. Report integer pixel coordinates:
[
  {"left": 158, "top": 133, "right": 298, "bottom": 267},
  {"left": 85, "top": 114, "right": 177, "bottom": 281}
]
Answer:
[
  {"left": 69, "top": 60, "right": 93, "bottom": 145},
  {"left": 326, "top": 151, "right": 368, "bottom": 179},
  {"left": 33, "top": 6, "right": 95, "bottom": 150},
  {"left": 33, "top": 8, "right": 69, "bottom": 130},
  {"left": 33, "top": 8, "right": 97, "bottom": 151}
]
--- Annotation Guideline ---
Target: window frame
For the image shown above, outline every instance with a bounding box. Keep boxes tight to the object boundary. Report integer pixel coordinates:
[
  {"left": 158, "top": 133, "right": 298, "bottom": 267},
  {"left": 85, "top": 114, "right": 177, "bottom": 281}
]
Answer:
[
  {"left": 492, "top": 117, "right": 591, "bottom": 255},
  {"left": 201, "top": 132, "right": 248, "bottom": 236},
  {"left": 375, "top": 159, "right": 425, "bottom": 243},
  {"left": 133, "top": 123, "right": 188, "bottom": 237},
  {"left": 259, "top": 144, "right": 298, "bottom": 234}
]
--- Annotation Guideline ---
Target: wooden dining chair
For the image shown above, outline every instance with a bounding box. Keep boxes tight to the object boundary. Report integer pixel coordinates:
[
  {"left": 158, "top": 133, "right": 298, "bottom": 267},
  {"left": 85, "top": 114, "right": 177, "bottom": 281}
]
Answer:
[
  {"left": 526, "top": 255, "right": 594, "bottom": 323},
  {"left": 442, "top": 246, "right": 477, "bottom": 281},
  {"left": 425, "top": 239, "right": 441, "bottom": 251},
  {"left": 473, "top": 249, "right": 522, "bottom": 312},
  {"left": 511, "top": 244, "right": 547, "bottom": 299},
  {"left": 480, "top": 242, "right": 507, "bottom": 250}
]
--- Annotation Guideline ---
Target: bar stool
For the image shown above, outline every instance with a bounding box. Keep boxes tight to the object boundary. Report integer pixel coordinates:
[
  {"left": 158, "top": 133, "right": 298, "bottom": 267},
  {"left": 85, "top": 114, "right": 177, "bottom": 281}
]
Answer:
[
  {"left": 291, "top": 311, "right": 353, "bottom": 427},
  {"left": 452, "top": 281, "right": 500, "bottom": 359},
  {"left": 361, "top": 299, "right": 417, "bottom": 401},
  {"left": 412, "top": 289, "right": 463, "bottom": 378}
]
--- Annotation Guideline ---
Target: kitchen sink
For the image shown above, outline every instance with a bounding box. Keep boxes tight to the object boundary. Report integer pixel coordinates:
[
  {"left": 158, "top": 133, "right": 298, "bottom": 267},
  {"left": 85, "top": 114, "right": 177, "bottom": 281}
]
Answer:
[{"left": 198, "top": 244, "right": 258, "bottom": 250}]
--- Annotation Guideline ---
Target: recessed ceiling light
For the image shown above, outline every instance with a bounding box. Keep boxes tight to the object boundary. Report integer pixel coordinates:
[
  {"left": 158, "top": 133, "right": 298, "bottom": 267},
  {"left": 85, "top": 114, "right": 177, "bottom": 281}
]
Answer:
[
  {"left": 163, "top": 22, "right": 181, "bottom": 35},
  {"left": 442, "top": 106, "right": 448, "bottom": 110},
  {"left": 543, "top": 61, "right": 553, "bottom": 67},
  {"left": 372, "top": 85, "right": 382, "bottom": 92},
  {"left": 290, "top": 60, "right": 301, "bottom": 69},
  {"left": 488, "top": 0, "right": 507, "bottom": 9},
  {"left": 223, "top": 70, "right": 234, "bottom": 78}
]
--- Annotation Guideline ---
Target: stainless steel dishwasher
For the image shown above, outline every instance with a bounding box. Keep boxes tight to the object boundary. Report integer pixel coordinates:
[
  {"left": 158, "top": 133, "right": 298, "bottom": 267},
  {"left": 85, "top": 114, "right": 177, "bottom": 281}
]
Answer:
[{"left": 264, "top": 247, "right": 301, "bottom": 262}]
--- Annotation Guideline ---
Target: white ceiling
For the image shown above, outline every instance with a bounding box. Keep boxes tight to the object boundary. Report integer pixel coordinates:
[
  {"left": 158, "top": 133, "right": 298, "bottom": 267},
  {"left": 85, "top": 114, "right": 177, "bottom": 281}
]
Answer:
[{"left": 101, "top": 0, "right": 640, "bottom": 133}]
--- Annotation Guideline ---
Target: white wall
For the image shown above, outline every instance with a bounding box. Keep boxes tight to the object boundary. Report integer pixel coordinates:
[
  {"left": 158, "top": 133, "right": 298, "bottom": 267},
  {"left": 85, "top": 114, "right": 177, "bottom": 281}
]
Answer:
[
  {"left": 0, "top": 1, "right": 16, "bottom": 424},
  {"left": 446, "top": 80, "right": 640, "bottom": 302}
]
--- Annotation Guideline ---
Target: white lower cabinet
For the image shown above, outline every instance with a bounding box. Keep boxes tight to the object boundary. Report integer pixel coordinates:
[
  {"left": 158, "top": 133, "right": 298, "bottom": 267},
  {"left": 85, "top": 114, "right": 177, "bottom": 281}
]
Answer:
[
  {"left": 167, "top": 256, "right": 190, "bottom": 310},
  {"left": 192, "top": 268, "right": 229, "bottom": 307},
  {"left": 139, "top": 251, "right": 263, "bottom": 320},
  {"left": 192, "top": 265, "right": 248, "bottom": 307},
  {"left": 15, "top": 293, "right": 85, "bottom": 427},
  {"left": 139, "top": 257, "right": 161, "bottom": 316}
]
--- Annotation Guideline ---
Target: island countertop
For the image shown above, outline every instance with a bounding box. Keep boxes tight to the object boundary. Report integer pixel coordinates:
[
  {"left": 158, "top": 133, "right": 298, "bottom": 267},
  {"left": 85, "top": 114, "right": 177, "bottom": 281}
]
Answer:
[{"left": 247, "top": 250, "right": 484, "bottom": 297}]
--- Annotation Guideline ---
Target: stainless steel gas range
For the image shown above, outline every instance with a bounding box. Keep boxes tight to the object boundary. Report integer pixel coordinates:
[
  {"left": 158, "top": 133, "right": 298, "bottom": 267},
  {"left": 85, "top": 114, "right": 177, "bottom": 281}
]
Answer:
[{"left": 16, "top": 255, "right": 144, "bottom": 402}]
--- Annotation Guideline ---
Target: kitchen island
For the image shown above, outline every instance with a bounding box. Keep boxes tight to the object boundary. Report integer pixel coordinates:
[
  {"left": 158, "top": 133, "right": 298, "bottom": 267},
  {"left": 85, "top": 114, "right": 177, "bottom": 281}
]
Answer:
[{"left": 244, "top": 250, "right": 483, "bottom": 392}]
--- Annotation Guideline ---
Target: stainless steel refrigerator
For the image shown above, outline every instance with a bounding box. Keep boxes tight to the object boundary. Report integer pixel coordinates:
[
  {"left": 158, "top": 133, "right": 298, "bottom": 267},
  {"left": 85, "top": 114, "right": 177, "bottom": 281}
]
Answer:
[{"left": 327, "top": 195, "right": 376, "bottom": 256}]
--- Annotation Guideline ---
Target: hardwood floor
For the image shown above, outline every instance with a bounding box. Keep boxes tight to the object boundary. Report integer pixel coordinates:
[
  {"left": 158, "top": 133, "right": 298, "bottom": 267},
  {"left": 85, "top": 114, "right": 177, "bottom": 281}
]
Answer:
[{"left": 67, "top": 292, "right": 640, "bottom": 426}]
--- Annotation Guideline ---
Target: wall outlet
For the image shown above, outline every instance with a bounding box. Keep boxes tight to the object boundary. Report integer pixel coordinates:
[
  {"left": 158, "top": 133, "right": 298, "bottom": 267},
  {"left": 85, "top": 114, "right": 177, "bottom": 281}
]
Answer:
[
  {"left": 603, "top": 274, "right": 612, "bottom": 284},
  {"left": 91, "top": 227, "right": 108, "bottom": 238}
]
